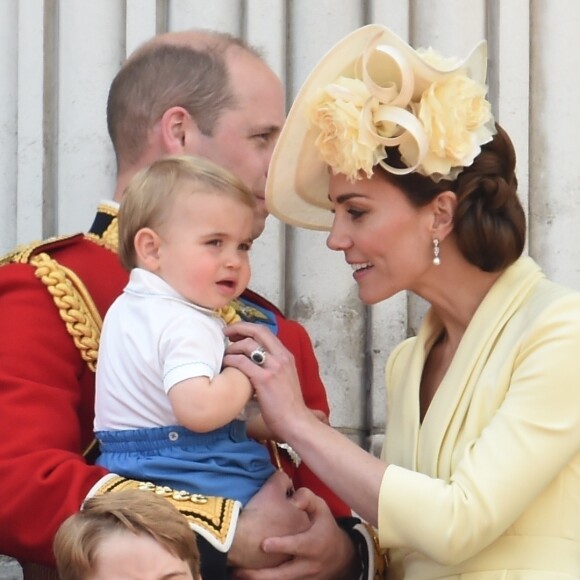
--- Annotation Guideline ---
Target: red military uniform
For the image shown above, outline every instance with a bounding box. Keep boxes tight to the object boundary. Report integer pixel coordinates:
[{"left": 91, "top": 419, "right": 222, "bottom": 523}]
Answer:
[{"left": 0, "top": 204, "right": 379, "bottom": 578}]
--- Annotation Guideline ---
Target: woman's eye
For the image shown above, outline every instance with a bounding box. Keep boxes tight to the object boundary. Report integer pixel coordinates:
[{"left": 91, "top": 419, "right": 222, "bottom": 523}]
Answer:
[
  {"left": 207, "top": 239, "right": 222, "bottom": 247},
  {"left": 348, "top": 208, "right": 365, "bottom": 220}
]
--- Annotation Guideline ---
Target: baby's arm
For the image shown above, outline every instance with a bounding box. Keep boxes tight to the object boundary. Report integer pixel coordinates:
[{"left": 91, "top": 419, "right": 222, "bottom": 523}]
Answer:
[{"left": 168, "top": 367, "right": 253, "bottom": 432}]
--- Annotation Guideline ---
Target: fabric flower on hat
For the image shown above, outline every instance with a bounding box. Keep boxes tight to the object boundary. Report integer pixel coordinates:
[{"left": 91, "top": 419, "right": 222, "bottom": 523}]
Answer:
[
  {"left": 402, "top": 74, "right": 495, "bottom": 180},
  {"left": 310, "top": 77, "right": 386, "bottom": 181},
  {"left": 307, "top": 33, "right": 496, "bottom": 182}
]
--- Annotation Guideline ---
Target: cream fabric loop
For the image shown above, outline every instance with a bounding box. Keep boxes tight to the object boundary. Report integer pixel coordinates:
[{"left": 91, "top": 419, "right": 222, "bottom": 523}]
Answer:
[
  {"left": 355, "top": 31, "right": 428, "bottom": 175},
  {"left": 359, "top": 101, "right": 429, "bottom": 174},
  {"left": 358, "top": 33, "right": 414, "bottom": 108}
]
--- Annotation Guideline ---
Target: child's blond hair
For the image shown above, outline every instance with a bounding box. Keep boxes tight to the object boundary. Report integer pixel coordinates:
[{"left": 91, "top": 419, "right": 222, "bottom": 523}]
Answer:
[
  {"left": 53, "top": 489, "right": 200, "bottom": 580},
  {"left": 118, "top": 154, "right": 255, "bottom": 270}
]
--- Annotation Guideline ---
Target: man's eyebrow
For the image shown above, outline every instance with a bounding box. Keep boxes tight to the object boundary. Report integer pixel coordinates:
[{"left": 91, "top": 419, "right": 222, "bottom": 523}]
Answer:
[{"left": 253, "top": 124, "right": 281, "bottom": 135}]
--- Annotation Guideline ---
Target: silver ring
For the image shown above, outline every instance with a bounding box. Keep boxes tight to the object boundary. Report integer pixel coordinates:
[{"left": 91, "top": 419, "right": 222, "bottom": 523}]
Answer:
[{"left": 250, "top": 346, "right": 267, "bottom": 366}]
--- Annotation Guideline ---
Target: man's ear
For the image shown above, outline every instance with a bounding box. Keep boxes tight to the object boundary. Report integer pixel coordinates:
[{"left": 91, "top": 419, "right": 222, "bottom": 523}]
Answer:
[
  {"left": 159, "top": 106, "right": 203, "bottom": 155},
  {"left": 431, "top": 190, "right": 457, "bottom": 241},
  {"left": 134, "top": 227, "right": 162, "bottom": 271}
]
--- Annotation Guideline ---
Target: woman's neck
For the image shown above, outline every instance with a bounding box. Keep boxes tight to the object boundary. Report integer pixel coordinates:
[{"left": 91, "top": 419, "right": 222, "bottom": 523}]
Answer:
[{"left": 421, "top": 262, "right": 503, "bottom": 349}]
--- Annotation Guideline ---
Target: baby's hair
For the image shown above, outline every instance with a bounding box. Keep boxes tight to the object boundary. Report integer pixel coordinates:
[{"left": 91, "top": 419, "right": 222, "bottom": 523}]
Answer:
[{"left": 118, "top": 154, "right": 255, "bottom": 270}]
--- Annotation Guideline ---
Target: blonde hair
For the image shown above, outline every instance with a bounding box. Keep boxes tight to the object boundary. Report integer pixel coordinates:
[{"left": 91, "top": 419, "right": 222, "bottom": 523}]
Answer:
[
  {"left": 118, "top": 155, "right": 255, "bottom": 271},
  {"left": 53, "top": 490, "right": 200, "bottom": 580}
]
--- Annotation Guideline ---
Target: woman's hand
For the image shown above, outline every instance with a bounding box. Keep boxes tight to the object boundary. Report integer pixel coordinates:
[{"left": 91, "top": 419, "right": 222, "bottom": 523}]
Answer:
[
  {"left": 224, "top": 322, "right": 312, "bottom": 441},
  {"left": 228, "top": 470, "right": 310, "bottom": 569},
  {"left": 231, "top": 487, "right": 360, "bottom": 580}
]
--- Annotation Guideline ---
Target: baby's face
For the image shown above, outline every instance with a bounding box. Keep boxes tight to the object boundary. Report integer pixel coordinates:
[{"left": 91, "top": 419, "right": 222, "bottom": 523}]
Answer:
[
  {"left": 86, "top": 530, "right": 197, "bottom": 580},
  {"left": 153, "top": 190, "right": 253, "bottom": 309}
]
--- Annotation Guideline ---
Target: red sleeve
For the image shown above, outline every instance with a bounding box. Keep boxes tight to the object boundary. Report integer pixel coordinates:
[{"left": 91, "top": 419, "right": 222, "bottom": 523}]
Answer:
[
  {"left": 0, "top": 262, "right": 109, "bottom": 565},
  {"left": 275, "top": 316, "right": 352, "bottom": 518}
]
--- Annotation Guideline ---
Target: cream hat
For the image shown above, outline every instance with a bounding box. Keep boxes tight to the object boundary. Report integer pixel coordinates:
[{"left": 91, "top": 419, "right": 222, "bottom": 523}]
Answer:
[{"left": 266, "top": 24, "right": 493, "bottom": 230}]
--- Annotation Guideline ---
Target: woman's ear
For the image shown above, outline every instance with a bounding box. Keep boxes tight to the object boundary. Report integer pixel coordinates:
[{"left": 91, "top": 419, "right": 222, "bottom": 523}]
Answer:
[
  {"left": 159, "top": 106, "right": 203, "bottom": 155},
  {"left": 134, "top": 227, "right": 162, "bottom": 271},
  {"left": 431, "top": 190, "right": 457, "bottom": 241}
]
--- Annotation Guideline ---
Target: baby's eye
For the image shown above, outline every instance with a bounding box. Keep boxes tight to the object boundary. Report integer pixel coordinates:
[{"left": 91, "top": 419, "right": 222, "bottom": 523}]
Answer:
[{"left": 207, "top": 239, "right": 222, "bottom": 247}]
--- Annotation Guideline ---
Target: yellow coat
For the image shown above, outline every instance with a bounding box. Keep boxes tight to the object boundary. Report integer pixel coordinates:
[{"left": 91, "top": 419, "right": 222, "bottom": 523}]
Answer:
[{"left": 379, "top": 257, "right": 580, "bottom": 578}]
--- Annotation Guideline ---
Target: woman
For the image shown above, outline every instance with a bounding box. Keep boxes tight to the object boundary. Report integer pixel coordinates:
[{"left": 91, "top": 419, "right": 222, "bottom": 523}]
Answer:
[{"left": 224, "top": 24, "right": 580, "bottom": 578}]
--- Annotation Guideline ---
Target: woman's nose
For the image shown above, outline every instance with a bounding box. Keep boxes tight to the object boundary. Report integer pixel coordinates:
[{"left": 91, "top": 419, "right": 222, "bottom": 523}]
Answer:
[{"left": 326, "top": 220, "right": 350, "bottom": 251}]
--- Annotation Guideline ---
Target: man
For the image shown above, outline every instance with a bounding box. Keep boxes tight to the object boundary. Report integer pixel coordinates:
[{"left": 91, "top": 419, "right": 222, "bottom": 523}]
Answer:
[{"left": 0, "top": 31, "right": 383, "bottom": 579}]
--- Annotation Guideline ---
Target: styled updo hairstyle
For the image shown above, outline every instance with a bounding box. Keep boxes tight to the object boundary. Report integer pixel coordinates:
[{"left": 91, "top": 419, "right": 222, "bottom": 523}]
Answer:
[{"left": 381, "top": 123, "right": 526, "bottom": 272}]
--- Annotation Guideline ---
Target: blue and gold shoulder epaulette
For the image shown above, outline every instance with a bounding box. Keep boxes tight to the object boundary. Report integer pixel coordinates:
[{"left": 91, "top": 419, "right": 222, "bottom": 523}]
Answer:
[
  {"left": 230, "top": 298, "right": 270, "bottom": 323},
  {"left": 230, "top": 296, "right": 279, "bottom": 335}
]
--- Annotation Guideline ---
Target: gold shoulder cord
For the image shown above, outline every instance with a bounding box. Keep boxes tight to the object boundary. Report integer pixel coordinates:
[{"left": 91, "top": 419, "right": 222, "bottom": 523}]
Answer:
[
  {"left": 30, "top": 252, "right": 102, "bottom": 371},
  {"left": 2, "top": 240, "right": 103, "bottom": 458}
]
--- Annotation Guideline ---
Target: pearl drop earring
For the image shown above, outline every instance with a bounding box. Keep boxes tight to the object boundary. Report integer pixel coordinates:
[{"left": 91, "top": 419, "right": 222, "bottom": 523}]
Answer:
[{"left": 432, "top": 238, "right": 441, "bottom": 266}]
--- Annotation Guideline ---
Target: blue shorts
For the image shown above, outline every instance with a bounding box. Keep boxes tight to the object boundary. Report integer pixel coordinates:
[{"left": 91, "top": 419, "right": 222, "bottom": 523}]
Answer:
[{"left": 95, "top": 421, "right": 275, "bottom": 505}]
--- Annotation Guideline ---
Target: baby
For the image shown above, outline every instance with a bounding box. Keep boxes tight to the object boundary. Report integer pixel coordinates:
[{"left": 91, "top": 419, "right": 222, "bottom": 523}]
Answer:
[{"left": 94, "top": 155, "right": 275, "bottom": 505}]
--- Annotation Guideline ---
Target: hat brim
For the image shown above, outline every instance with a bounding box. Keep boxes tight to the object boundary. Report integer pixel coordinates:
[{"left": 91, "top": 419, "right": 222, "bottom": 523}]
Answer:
[{"left": 266, "top": 24, "right": 488, "bottom": 231}]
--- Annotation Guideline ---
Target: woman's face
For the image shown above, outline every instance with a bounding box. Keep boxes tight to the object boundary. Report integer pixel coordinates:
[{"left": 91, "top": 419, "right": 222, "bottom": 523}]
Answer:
[{"left": 326, "top": 170, "right": 435, "bottom": 305}]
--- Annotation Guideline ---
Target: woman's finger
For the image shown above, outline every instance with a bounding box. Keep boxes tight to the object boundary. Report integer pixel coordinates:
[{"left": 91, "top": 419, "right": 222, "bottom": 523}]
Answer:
[
  {"left": 224, "top": 322, "right": 286, "bottom": 356},
  {"left": 223, "top": 352, "right": 266, "bottom": 379}
]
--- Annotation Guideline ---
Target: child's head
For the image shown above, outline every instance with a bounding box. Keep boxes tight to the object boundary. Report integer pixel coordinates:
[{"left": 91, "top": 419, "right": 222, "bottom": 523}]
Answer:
[
  {"left": 119, "top": 155, "right": 255, "bottom": 309},
  {"left": 53, "top": 490, "right": 201, "bottom": 580}
]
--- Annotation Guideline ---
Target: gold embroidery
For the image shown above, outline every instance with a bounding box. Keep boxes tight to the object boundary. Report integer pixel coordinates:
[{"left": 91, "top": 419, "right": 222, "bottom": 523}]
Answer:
[
  {"left": 136, "top": 482, "right": 210, "bottom": 505},
  {"left": 96, "top": 476, "right": 237, "bottom": 546},
  {"left": 95, "top": 203, "right": 118, "bottom": 218},
  {"left": 0, "top": 235, "right": 74, "bottom": 266},
  {"left": 230, "top": 298, "right": 269, "bottom": 322},
  {"left": 215, "top": 303, "right": 241, "bottom": 325},
  {"left": 31, "top": 252, "right": 102, "bottom": 372}
]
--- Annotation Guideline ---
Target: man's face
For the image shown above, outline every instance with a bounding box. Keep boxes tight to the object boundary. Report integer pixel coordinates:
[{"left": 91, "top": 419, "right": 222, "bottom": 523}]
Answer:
[{"left": 189, "top": 49, "right": 285, "bottom": 239}]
